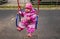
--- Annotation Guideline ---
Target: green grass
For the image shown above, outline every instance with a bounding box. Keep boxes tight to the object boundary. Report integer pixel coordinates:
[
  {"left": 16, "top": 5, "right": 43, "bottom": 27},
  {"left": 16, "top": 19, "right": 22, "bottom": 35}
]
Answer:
[
  {"left": 33, "top": 5, "right": 60, "bottom": 8},
  {"left": 0, "top": 5, "right": 60, "bottom": 9},
  {"left": 0, "top": 6, "right": 17, "bottom": 8}
]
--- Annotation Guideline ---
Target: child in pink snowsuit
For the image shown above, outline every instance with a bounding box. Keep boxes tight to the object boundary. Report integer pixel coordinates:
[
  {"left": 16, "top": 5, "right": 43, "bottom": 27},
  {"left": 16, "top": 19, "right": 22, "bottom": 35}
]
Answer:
[{"left": 17, "top": 2, "right": 37, "bottom": 37}]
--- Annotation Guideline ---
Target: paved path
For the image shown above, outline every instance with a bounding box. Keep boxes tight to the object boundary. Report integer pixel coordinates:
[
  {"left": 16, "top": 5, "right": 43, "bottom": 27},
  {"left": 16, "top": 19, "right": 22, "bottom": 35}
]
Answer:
[{"left": 0, "top": 10, "right": 60, "bottom": 39}]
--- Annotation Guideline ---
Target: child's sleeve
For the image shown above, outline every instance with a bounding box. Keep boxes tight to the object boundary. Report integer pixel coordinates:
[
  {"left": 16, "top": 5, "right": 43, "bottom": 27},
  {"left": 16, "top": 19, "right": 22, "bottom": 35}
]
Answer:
[
  {"left": 31, "top": 14, "right": 37, "bottom": 20},
  {"left": 19, "top": 11, "right": 24, "bottom": 17}
]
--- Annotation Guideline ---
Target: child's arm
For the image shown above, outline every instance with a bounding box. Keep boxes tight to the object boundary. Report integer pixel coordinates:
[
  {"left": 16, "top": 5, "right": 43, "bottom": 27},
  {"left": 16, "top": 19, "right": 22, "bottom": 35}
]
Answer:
[
  {"left": 19, "top": 11, "right": 24, "bottom": 17},
  {"left": 31, "top": 14, "right": 37, "bottom": 20}
]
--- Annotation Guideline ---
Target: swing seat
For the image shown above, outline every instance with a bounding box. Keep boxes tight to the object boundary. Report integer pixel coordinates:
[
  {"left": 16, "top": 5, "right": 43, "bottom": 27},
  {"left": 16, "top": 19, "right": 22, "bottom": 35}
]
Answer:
[
  {"left": 35, "top": 15, "right": 38, "bottom": 29},
  {"left": 16, "top": 14, "right": 38, "bottom": 29}
]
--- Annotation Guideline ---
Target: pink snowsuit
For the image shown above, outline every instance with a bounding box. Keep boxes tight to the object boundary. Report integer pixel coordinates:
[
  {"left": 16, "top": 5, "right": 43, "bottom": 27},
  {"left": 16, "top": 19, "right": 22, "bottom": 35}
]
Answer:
[{"left": 18, "top": 3, "right": 37, "bottom": 34}]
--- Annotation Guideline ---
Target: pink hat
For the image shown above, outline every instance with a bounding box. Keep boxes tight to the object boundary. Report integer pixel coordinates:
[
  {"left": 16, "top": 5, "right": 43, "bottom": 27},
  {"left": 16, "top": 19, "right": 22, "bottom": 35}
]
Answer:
[{"left": 25, "top": 2, "right": 33, "bottom": 9}]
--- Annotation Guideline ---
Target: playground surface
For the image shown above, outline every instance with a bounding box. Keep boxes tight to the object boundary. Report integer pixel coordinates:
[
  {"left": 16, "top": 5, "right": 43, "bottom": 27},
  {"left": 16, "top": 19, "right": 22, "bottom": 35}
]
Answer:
[{"left": 0, "top": 10, "right": 60, "bottom": 39}]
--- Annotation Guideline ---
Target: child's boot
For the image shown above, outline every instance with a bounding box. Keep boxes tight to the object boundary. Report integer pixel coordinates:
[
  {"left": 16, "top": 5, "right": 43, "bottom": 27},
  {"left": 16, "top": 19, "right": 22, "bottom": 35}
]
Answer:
[
  {"left": 17, "top": 27, "right": 23, "bottom": 32},
  {"left": 27, "top": 33, "right": 32, "bottom": 37}
]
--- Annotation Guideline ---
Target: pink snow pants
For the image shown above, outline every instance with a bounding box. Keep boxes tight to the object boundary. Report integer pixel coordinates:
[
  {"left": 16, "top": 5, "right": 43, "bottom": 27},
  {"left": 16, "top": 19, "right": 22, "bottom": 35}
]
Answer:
[{"left": 18, "top": 18, "right": 36, "bottom": 34}]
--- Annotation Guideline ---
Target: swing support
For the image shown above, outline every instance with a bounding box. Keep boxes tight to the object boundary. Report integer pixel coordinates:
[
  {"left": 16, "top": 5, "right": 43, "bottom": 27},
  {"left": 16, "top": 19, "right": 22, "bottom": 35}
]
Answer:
[
  {"left": 17, "top": 0, "right": 21, "bottom": 13},
  {"left": 35, "top": 0, "right": 40, "bottom": 29}
]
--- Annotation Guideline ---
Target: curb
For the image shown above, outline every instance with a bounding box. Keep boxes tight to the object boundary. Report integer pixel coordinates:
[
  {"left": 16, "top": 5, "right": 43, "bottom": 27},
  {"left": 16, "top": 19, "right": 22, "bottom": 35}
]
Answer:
[
  {"left": 0, "top": 8, "right": 17, "bottom": 10},
  {"left": 39, "top": 8, "right": 60, "bottom": 10},
  {"left": 0, "top": 8, "right": 60, "bottom": 10}
]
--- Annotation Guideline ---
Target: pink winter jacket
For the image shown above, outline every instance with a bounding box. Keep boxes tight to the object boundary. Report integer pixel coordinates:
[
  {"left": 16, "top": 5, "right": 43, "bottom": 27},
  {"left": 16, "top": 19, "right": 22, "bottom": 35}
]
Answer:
[{"left": 19, "top": 9, "right": 37, "bottom": 24}]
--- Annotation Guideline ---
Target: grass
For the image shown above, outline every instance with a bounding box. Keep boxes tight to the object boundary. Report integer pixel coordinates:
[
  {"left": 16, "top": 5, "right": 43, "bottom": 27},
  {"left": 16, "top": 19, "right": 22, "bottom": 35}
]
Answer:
[
  {"left": 0, "top": 6, "right": 17, "bottom": 8},
  {"left": 33, "top": 5, "right": 60, "bottom": 8},
  {"left": 0, "top": 5, "right": 60, "bottom": 9}
]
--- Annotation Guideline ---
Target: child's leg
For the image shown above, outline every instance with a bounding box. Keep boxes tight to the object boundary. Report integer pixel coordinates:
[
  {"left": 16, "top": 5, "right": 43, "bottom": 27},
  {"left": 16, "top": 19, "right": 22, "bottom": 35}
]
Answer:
[
  {"left": 17, "top": 22, "right": 25, "bottom": 31},
  {"left": 27, "top": 24, "right": 35, "bottom": 37}
]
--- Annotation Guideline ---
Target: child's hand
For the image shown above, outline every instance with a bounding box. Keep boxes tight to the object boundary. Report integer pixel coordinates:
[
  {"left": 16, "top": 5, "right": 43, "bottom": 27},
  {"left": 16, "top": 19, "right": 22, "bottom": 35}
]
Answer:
[{"left": 19, "top": 11, "right": 22, "bottom": 14}]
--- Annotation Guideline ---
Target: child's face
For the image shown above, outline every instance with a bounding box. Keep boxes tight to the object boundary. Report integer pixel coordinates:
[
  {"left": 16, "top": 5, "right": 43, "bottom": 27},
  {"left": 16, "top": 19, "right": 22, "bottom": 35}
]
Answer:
[{"left": 25, "top": 8, "right": 31, "bottom": 13}]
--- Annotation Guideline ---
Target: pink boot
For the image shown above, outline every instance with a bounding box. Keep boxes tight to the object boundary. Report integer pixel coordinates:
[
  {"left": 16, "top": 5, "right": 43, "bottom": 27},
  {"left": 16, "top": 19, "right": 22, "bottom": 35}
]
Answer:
[
  {"left": 27, "top": 33, "right": 32, "bottom": 37},
  {"left": 17, "top": 27, "right": 23, "bottom": 32}
]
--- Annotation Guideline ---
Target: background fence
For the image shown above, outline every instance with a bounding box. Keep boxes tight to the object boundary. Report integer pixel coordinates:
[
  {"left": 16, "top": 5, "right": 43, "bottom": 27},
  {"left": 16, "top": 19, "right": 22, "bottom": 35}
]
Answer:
[
  {"left": 0, "top": 0, "right": 59, "bottom": 8},
  {"left": 8, "top": 0, "right": 60, "bottom": 5},
  {"left": 30, "top": 0, "right": 60, "bottom": 5}
]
